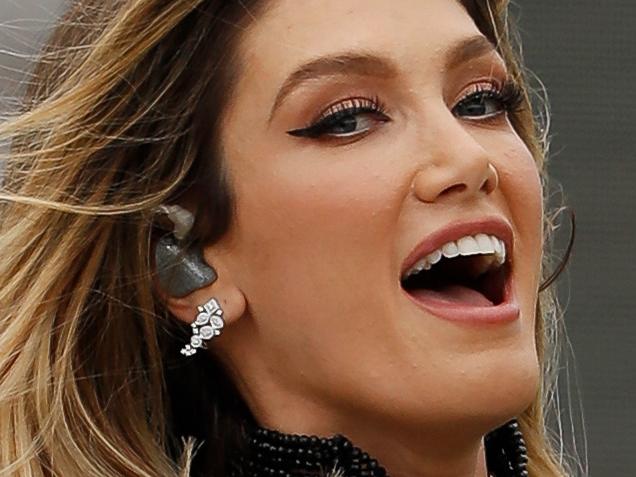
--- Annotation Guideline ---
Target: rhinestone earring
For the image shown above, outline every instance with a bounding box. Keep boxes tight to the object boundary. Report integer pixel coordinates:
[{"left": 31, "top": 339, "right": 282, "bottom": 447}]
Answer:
[{"left": 180, "top": 297, "right": 225, "bottom": 356}]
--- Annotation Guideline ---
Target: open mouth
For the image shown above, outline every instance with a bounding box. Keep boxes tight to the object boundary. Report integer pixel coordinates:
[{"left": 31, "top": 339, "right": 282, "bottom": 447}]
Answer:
[{"left": 400, "top": 254, "right": 510, "bottom": 307}]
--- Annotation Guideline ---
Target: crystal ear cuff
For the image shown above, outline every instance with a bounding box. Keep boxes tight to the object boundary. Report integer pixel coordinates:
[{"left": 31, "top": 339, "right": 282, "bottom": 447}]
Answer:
[{"left": 180, "top": 297, "right": 225, "bottom": 356}]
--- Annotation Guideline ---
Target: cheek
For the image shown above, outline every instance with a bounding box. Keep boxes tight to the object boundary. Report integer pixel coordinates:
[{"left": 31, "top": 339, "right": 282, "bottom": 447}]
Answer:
[
  {"left": 226, "top": 143, "right": 406, "bottom": 361},
  {"left": 495, "top": 134, "right": 544, "bottom": 326},
  {"left": 500, "top": 141, "right": 543, "bottom": 265}
]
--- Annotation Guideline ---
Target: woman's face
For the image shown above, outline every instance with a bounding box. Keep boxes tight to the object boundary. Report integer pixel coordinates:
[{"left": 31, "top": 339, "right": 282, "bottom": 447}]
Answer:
[{"left": 213, "top": 0, "right": 542, "bottom": 440}]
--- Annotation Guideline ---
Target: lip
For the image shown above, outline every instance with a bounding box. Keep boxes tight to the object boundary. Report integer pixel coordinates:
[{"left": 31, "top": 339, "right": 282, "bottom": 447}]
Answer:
[
  {"left": 400, "top": 216, "right": 514, "bottom": 279},
  {"left": 401, "top": 262, "right": 519, "bottom": 324}
]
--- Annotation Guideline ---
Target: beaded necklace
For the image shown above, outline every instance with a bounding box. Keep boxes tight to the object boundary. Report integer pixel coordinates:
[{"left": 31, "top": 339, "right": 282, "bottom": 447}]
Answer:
[{"left": 231, "top": 419, "right": 528, "bottom": 477}]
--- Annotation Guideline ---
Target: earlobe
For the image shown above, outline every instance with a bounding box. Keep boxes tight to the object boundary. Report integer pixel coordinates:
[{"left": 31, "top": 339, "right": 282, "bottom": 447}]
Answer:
[
  {"left": 162, "top": 269, "right": 247, "bottom": 330},
  {"left": 164, "top": 273, "right": 247, "bottom": 356},
  {"left": 153, "top": 233, "right": 247, "bottom": 326}
]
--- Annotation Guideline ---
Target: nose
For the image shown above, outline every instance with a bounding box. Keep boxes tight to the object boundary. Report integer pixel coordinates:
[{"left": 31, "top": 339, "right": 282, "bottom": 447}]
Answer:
[{"left": 410, "top": 116, "right": 499, "bottom": 204}]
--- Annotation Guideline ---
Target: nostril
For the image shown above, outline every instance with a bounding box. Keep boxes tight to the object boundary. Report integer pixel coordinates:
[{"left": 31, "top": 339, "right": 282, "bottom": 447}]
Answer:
[{"left": 440, "top": 183, "right": 467, "bottom": 197}]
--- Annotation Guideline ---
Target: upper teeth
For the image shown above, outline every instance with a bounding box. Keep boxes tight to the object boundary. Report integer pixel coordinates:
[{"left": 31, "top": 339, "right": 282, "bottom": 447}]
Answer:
[{"left": 403, "top": 233, "right": 506, "bottom": 280}]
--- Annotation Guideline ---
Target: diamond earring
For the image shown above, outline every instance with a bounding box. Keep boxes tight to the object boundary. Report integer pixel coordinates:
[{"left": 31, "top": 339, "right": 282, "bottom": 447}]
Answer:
[{"left": 180, "top": 297, "right": 225, "bottom": 356}]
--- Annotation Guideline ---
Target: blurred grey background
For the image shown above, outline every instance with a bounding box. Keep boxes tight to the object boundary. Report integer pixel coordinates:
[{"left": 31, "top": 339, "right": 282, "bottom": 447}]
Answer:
[
  {"left": 517, "top": 2, "right": 635, "bottom": 476},
  {"left": 1, "top": 1, "right": 634, "bottom": 475}
]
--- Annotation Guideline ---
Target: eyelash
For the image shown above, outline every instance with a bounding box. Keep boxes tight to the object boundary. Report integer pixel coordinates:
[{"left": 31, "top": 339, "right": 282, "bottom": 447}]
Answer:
[
  {"left": 452, "top": 80, "right": 524, "bottom": 121},
  {"left": 286, "top": 80, "right": 524, "bottom": 140},
  {"left": 286, "top": 95, "right": 390, "bottom": 139}
]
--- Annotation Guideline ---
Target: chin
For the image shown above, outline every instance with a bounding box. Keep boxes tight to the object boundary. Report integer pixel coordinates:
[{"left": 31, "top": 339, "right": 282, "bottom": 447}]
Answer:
[
  {"left": 458, "top": 347, "right": 541, "bottom": 430},
  {"left": 436, "top": 344, "right": 540, "bottom": 426},
  {"left": 369, "top": 346, "right": 540, "bottom": 437}
]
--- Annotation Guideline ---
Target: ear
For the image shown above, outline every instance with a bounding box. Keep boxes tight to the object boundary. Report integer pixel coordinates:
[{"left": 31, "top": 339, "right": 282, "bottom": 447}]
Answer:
[{"left": 154, "top": 242, "right": 247, "bottom": 329}]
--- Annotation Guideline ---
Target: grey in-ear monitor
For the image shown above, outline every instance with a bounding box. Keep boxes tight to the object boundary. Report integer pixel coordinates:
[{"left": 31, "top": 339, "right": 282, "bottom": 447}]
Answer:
[{"left": 153, "top": 204, "right": 218, "bottom": 298}]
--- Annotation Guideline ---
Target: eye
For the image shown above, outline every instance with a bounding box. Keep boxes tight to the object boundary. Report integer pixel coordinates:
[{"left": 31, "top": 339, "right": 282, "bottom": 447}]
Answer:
[
  {"left": 287, "top": 96, "right": 391, "bottom": 140},
  {"left": 452, "top": 80, "right": 524, "bottom": 120}
]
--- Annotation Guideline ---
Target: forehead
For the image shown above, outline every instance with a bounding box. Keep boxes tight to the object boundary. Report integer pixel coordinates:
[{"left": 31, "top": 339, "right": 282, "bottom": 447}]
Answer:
[{"left": 237, "top": 0, "right": 483, "bottom": 84}]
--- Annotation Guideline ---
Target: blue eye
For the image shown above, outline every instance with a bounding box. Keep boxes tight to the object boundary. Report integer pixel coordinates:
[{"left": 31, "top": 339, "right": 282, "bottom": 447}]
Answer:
[
  {"left": 454, "top": 92, "right": 502, "bottom": 117},
  {"left": 287, "top": 96, "right": 390, "bottom": 139},
  {"left": 452, "top": 81, "right": 524, "bottom": 120}
]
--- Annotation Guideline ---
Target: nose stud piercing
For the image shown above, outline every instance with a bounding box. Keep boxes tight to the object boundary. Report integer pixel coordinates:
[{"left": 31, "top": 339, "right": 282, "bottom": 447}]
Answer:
[
  {"left": 180, "top": 297, "right": 225, "bottom": 356},
  {"left": 488, "top": 162, "right": 499, "bottom": 190}
]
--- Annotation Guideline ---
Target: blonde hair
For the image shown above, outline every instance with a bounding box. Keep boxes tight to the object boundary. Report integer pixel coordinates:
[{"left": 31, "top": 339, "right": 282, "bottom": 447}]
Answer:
[{"left": 0, "top": 0, "right": 581, "bottom": 475}]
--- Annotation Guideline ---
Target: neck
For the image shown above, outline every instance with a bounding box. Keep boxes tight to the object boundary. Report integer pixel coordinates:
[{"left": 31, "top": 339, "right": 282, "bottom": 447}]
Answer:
[
  {"left": 332, "top": 415, "right": 490, "bottom": 477},
  {"left": 237, "top": 414, "right": 527, "bottom": 477}
]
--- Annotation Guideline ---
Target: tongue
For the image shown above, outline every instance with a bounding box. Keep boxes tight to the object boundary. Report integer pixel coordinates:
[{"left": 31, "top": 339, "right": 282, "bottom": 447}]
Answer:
[{"left": 410, "top": 284, "right": 494, "bottom": 307}]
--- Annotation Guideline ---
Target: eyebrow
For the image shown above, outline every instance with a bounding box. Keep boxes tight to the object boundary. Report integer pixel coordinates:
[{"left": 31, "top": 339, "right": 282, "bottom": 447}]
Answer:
[{"left": 267, "top": 34, "right": 496, "bottom": 123}]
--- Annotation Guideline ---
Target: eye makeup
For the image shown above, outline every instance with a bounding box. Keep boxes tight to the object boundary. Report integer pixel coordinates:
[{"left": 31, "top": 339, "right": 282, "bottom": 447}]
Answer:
[
  {"left": 286, "top": 95, "right": 390, "bottom": 139},
  {"left": 285, "top": 75, "right": 524, "bottom": 142},
  {"left": 451, "top": 79, "right": 524, "bottom": 120}
]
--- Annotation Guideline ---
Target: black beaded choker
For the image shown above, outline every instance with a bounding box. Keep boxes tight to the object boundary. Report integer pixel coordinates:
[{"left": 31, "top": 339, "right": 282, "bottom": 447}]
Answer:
[{"left": 231, "top": 419, "right": 529, "bottom": 477}]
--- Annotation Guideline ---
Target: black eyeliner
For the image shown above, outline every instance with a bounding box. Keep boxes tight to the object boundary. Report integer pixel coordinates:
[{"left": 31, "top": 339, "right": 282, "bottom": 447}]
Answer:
[
  {"left": 287, "top": 121, "right": 332, "bottom": 138},
  {"left": 286, "top": 96, "right": 389, "bottom": 139}
]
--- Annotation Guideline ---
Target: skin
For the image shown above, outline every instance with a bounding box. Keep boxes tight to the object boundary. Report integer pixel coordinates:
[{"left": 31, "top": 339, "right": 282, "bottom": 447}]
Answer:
[{"left": 165, "top": 0, "right": 544, "bottom": 475}]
